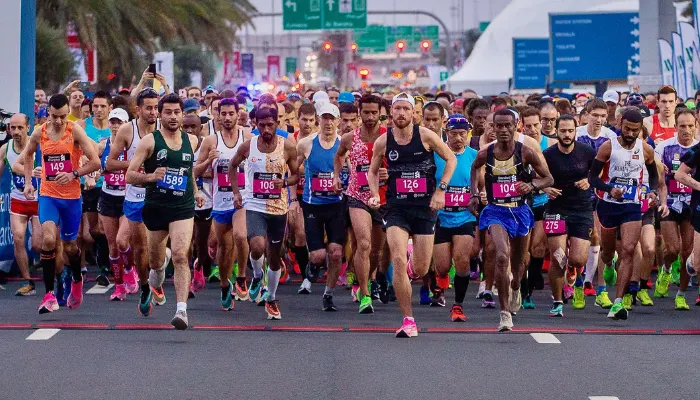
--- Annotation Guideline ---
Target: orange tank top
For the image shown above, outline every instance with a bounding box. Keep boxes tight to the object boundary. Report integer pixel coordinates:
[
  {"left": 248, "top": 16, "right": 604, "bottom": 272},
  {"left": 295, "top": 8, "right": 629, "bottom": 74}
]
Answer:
[{"left": 40, "top": 122, "right": 83, "bottom": 199}]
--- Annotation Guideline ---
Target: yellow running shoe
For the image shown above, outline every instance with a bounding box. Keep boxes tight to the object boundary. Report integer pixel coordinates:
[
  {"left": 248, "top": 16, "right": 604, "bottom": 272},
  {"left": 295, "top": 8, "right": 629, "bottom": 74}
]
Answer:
[
  {"left": 654, "top": 269, "right": 671, "bottom": 298},
  {"left": 572, "top": 286, "right": 585, "bottom": 309},
  {"left": 636, "top": 289, "right": 654, "bottom": 306},
  {"left": 595, "top": 291, "right": 613, "bottom": 309},
  {"left": 675, "top": 294, "right": 690, "bottom": 310},
  {"left": 622, "top": 294, "right": 633, "bottom": 310}
]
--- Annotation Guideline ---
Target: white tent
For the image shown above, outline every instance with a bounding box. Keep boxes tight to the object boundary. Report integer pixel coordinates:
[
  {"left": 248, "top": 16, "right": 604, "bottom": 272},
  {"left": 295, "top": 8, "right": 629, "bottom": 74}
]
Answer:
[{"left": 447, "top": 0, "right": 639, "bottom": 95}]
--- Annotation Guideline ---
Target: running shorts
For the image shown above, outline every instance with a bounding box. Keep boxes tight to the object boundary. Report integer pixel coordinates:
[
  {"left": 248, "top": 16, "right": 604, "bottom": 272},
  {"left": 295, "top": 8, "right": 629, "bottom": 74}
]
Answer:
[
  {"left": 478, "top": 204, "right": 534, "bottom": 239},
  {"left": 123, "top": 200, "right": 144, "bottom": 223},
  {"left": 246, "top": 209, "right": 287, "bottom": 245},
  {"left": 543, "top": 209, "right": 593, "bottom": 241},
  {"left": 10, "top": 198, "right": 38, "bottom": 218},
  {"left": 97, "top": 192, "right": 124, "bottom": 219},
  {"left": 347, "top": 196, "right": 387, "bottom": 226},
  {"left": 211, "top": 208, "right": 237, "bottom": 225},
  {"left": 39, "top": 196, "right": 82, "bottom": 241},
  {"left": 434, "top": 220, "right": 476, "bottom": 244},
  {"left": 301, "top": 201, "right": 346, "bottom": 252},
  {"left": 142, "top": 205, "right": 194, "bottom": 232},
  {"left": 596, "top": 201, "right": 642, "bottom": 230},
  {"left": 81, "top": 186, "right": 101, "bottom": 213},
  {"left": 383, "top": 205, "right": 437, "bottom": 236}
]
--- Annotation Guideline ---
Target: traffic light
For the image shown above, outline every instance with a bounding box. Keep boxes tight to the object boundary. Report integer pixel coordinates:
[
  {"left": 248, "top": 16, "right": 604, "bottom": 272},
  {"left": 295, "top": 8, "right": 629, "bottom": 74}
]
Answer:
[
  {"left": 323, "top": 41, "right": 332, "bottom": 54},
  {"left": 420, "top": 40, "right": 431, "bottom": 52},
  {"left": 396, "top": 40, "right": 406, "bottom": 53},
  {"left": 359, "top": 68, "right": 369, "bottom": 80},
  {"left": 350, "top": 43, "right": 358, "bottom": 54}
]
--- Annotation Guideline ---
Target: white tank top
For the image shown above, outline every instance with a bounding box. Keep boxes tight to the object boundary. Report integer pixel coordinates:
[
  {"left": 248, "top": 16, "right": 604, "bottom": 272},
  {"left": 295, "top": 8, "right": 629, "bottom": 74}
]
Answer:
[
  {"left": 124, "top": 119, "right": 160, "bottom": 202},
  {"left": 194, "top": 137, "right": 213, "bottom": 210},
  {"left": 212, "top": 129, "right": 245, "bottom": 212},
  {"left": 603, "top": 138, "right": 645, "bottom": 205},
  {"left": 208, "top": 120, "right": 216, "bottom": 136},
  {"left": 244, "top": 136, "right": 288, "bottom": 215},
  {"left": 5, "top": 139, "right": 34, "bottom": 201}
]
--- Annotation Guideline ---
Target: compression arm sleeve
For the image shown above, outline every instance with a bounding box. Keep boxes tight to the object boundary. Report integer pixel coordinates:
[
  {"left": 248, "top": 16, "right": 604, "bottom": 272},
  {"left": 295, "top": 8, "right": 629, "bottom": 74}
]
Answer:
[
  {"left": 589, "top": 159, "right": 613, "bottom": 193},
  {"left": 646, "top": 162, "right": 659, "bottom": 191}
]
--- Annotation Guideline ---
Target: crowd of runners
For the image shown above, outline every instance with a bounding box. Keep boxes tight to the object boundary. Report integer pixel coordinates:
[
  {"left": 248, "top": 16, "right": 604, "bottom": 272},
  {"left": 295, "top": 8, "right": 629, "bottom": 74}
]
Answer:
[{"left": 11, "top": 74, "right": 700, "bottom": 337}]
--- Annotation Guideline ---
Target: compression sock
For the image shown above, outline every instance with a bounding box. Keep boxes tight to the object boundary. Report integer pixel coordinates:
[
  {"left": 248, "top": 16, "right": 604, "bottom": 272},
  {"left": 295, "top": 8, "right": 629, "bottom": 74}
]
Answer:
[
  {"left": 267, "top": 268, "right": 281, "bottom": 301},
  {"left": 110, "top": 256, "right": 123, "bottom": 284},
  {"left": 528, "top": 257, "right": 545, "bottom": 291},
  {"left": 454, "top": 274, "right": 470, "bottom": 304},
  {"left": 250, "top": 254, "right": 264, "bottom": 279},
  {"left": 68, "top": 250, "right": 82, "bottom": 282},
  {"left": 40, "top": 250, "right": 57, "bottom": 293},
  {"left": 119, "top": 246, "right": 133, "bottom": 272},
  {"left": 584, "top": 246, "right": 600, "bottom": 284},
  {"left": 292, "top": 246, "right": 309, "bottom": 278}
]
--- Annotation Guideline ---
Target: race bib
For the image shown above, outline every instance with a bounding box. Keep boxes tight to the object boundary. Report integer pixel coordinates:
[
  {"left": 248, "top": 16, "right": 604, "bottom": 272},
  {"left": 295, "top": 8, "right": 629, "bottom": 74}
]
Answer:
[
  {"left": 157, "top": 168, "right": 188, "bottom": 192},
  {"left": 104, "top": 171, "right": 126, "bottom": 191},
  {"left": 12, "top": 173, "right": 26, "bottom": 190},
  {"left": 396, "top": 172, "right": 427, "bottom": 196},
  {"left": 340, "top": 166, "right": 350, "bottom": 189},
  {"left": 311, "top": 171, "right": 334, "bottom": 196},
  {"left": 492, "top": 181, "right": 519, "bottom": 199},
  {"left": 196, "top": 177, "right": 204, "bottom": 190},
  {"left": 610, "top": 177, "right": 638, "bottom": 201},
  {"left": 216, "top": 164, "right": 231, "bottom": 192},
  {"left": 543, "top": 213, "right": 566, "bottom": 235},
  {"left": 237, "top": 166, "right": 245, "bottom": 187},
  {"left": 253, "top": 172, "right": 282, "bottom": 199},
  {"left": 444, "top": 186, "right": 471, "bottom": 212},
  {"left": 43, "top": 153, "right": 72, "bottom": 181},
  {"left": 356, "top": 164, "right": 370, "bottom": 191},
  {"left": 669, "top": 179, "right": 691, "bottom": 194}
]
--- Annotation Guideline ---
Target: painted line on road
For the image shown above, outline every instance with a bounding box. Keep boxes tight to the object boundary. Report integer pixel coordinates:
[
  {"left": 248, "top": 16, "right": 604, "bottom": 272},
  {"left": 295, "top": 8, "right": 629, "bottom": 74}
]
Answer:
[
  {"left": 0, "top": 324, "right": 33, "bottom": 329},
  {"left": 582, "top": 328, "right": 658, "bottom": 334},
  {"left": 37, "top": 323, "right": 109, "bottom": 329},
  {"left": 26, "top": 328, "right": 60, "bottom": 340},
  {"left": 589, "top": 397, "right": 619, "bottom": 400},
  {"left": 114, "top": 324, "right": 174, "bottom": 330},
  {"left": 86, "top": 283, "right": 114, "bottom": 294},
  {"left": 193, "top": 325, "right": 267, "bottom": 331},
  {"left": 530, "top": 332, "right": 560, "bottom": 344}
]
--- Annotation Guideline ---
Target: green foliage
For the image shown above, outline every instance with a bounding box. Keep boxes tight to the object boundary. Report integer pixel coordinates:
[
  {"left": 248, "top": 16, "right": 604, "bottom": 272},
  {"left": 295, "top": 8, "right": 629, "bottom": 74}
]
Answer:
[
  {"left": 35, "top": 17, "right": 75, "bottom": 93},
  {"left": 172, "top": 45, "right": 216, "bottom": 89}
]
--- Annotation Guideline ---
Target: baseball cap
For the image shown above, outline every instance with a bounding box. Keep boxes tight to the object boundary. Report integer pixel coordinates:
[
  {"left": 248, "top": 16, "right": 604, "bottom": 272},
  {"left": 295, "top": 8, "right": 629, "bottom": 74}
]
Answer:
[
  {"left": 352, "top": 92, "right": 361, "bottom": 99},
  {"left": 203, "top": 85, "right": 218, "bottom": 95},
  {"left": 446, "top": 114, "right": 472, "bottom": 131},
  {"left": 108, "top": 108, "right": 129, "bottom": 122},
  {"left": 603, "top": 90, "right": 620, "bottom": 104},
  {"left": 183, "top": 98, "right": 200, "bottom": 112},
  {"left": 316, "top": 102, "right": 340, "bottom": 118},
  {"left": 312, "top": 91, "right": 329, "bottom": 104},
  {"left": 626, "top": 93, "right": 644, "bottom": 106},
  {"left": 453, "top": 98, "right": 465, "bottom": 107},
  {"left": 392, "top": 92, "right": 415, "bottom": 107},
  {"left": 338, "top": 91, "right": 355, "bottom": 103}
]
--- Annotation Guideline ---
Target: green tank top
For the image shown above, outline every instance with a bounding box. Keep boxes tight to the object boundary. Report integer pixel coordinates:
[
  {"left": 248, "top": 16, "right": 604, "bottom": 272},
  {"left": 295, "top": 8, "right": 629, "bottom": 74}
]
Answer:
[{"left": 144, "top": 130, "right": 195, "bottom": 209}]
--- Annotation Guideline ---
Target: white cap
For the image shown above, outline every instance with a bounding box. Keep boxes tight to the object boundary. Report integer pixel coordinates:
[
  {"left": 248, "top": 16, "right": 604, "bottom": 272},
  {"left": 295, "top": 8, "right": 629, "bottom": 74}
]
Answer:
[
  {"left": 603, "top": 90, "right": 620, "bottom": 104},
  {"left": 316, "top": 102, "right": 340, "bottom": 118},
  {"left": 392, "top": 92, "right": 415, "bottom": 107},
  {"left": 312, "top": 91, "right": 329, "bottom": 103},
  {"left": 108, "top": 108, "right": 129, "bottom": 122}
]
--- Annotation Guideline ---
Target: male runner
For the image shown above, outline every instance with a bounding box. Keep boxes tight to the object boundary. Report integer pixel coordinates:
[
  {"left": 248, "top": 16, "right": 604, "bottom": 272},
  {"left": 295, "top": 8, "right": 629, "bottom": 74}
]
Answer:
[
  {"left": 644, "top": 85, "right": 677, "bottom": 144},
  {"left": 126, "top": 93, "right": 204, "bottom": 330},
  {"left": 542, "top": 115, "right": 596, "bottom": 316},
  {"left": 367, "top": 92, "right": 456, "bottom": 338},
  {"left": 466, "top": 99, "right": 490, "bottom": 151},
  {"left": 66, "top": 89, "right": 85, "bottom": 122},
  {"left": 538, "top": 101, "right": 559, "bottom": 139},
  {"left": 469, "top": 108, "right": 553, "bottom": 331},
  {"left": 23, "top": 94, "right": 101, "bottom": 313},
  {"left": 588, "top": 108, "right": 659, "bottom": 320},
  {"left": 422, "top": 102, "right": 447, "bottom": 142},
  {"left": 230, "top": 106, "right": 299, "bottom": 319}
]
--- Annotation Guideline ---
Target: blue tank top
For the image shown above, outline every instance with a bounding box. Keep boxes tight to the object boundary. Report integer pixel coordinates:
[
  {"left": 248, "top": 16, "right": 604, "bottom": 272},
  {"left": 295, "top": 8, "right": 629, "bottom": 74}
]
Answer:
[
  {"left": 435, "top": 147, "right": 478, "bottom": 228},
  {"left": 85, "top": 117, "right": 110, "bottom": 188},
  {"left": 531, "top": 135, "right": 550, "bottom": 208},
  {"left": 303, "top": 135, "right": 342, "bottom": 205}
]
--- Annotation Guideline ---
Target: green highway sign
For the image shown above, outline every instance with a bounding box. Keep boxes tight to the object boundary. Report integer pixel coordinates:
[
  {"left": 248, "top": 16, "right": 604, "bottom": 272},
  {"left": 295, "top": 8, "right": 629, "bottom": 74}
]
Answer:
[
  {"left": 285, "top": 57, "right": 297, "bottom": 76},
  {"left": 282, "top": 0, "right": 321, "bottom": 30},
  {"left": 439, "top": 71, "right": 449, "bottom": 81},
  {"left": 282, "top": 0, "right": 366, "bottom": 30},
  {"left": 354, "top": 25, "right": 387, "bottom": 54},
  {"left": 355, "top": 25, "right": 439, "bottom": 53}
]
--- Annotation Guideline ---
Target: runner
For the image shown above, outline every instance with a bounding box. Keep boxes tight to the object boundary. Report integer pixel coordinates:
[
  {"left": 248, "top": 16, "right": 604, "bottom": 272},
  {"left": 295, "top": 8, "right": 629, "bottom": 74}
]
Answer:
[
  {"left": 432, "top": 114, "right": 478, "bottom": 322},
  {"left": 334, "top": 94, "right": 389, "bottom": 312},
  {"left": 644, "top": 85, "right": 677, "bottom": 144},
  {"left": 107, "top": 88, "right": 160, "bottom": 316},
  {"left": 23, "top": 94, "right": 101, "bottom": 314},
  {"left": 588, "top": 108, "right": 659, "bottom": 320},
  {"left": 542, "top": 115, "right": 596, "bottom": 316},
  {"left": 126, "top": 93, "right": 204, "bottom": 330},
  {"left": 367, "top": 92, "right": 457, "bottom": 338},
  {"left": 422, "top": 101, "right": 446, "bottom": 142},
  {"left": 538, "top": 101, "right": 559, "bottom": 139},
  {"left": 229, "top": 106, "right": 299, "bottom": 320},
  {"left": 469, "top": 108, "right": 553, "bottom": 331},
  {"left": 466, "top": 99, "right": 490, "bottom": 151}
]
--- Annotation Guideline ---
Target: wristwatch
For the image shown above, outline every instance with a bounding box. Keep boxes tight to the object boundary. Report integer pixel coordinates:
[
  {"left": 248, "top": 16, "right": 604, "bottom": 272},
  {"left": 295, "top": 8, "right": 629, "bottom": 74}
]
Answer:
[
  {"left": 73, "top": 171, "right": 80, "bottom": 179},
  {"left": 438, "top": 181, "right": 448, "bottom": 191}
]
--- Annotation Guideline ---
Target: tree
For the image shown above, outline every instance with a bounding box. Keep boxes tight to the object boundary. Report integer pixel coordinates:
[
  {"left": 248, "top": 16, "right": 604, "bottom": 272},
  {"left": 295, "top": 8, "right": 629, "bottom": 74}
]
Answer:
[
  {"left": 172, "top": 44, "right": 216, "bottom": 89},
  {"left": 35, "top": 17, "right": 75, "bottom": 93}
]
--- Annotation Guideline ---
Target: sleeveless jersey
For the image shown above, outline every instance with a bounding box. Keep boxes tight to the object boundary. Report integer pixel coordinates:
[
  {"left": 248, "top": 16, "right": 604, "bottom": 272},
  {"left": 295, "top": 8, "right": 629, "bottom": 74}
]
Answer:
[
  {"left": 5, "top": 139, "right": 38, "bottom": 201},
  {"left": 656, "top": 137, "right": 697, "bottom": 209},
  {"left": 193, "top": 136, "right": 213, "bottom": 211},
  {"left": 39, "top": 122, "right": 82, "bottom": 199},
  {"left": 302, "top": 135, "right": 342, "bottom": 205},
  {"left": 101, "top": 137, "right": 127, "bottom": 197},
  {"left": 346, "top": 127, "right": 388, "bottom": 205},
  {"left": 124, "top": 120, "right": 160, "bottom": 202},
  {"left": 385, "top": 124, "right": 436, "bottom": 208},
  {"left": 435, "top": 147, "right": 478, "bottom": 228},
  {"left": 85, "top": 117, "right": 111, "bottom": 187},
  {"left": 602, "top": 138, "right": 645, "bottom": 205},
  {"left": 244, "top": 136, "right": 288, "bottom": 215},
  {"left": 143, "top": 130, "right": 195, "bottom": 210},
  {"left": 576, "top": 126, "right": 617, "bottom": 153},
  {"left": 212, "top": 129, "right": 245, "bottom": 212},
  {"left": 484, "top": 141, "right": 530, "bottom": 208},
  {"left": 650, "top": 114, "right": 676, "bottom": 143},
  {"left": 531, "top": 135, "right": 550, "bottom": 208},
  {"left": 294, "top": 130, "right": 309, "bottom": 196}
]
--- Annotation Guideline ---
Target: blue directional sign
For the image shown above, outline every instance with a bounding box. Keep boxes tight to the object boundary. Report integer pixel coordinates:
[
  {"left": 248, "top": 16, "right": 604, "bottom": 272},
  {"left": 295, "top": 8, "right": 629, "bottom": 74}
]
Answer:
[
  {"left": 513, "top": 38, "right": 550, "bottom": 89},
  {"left": 549, "top": 12, "right": 640, "bottom": 82}
]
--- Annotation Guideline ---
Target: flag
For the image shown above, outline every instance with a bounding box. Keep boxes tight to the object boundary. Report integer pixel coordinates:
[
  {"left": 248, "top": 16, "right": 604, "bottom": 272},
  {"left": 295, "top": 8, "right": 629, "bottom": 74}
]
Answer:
[
  {"left": 679, "top": 22, "right": 698, "bottom": 99},
  {"left": 672, "top": 32, "right": 687, "bottom": 100},
  {"left": 658, "top": 39, "right": 674, "bottom": 86}
]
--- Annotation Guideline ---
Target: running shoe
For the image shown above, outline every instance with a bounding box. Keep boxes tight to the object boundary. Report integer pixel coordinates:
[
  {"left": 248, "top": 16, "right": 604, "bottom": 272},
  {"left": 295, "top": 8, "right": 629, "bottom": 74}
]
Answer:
[
  {"left": 235, "top": 278, "right": 249, "bottom": 301},
  {"left": 482, "top": 292, "right": 496, "bottom": 308},
  {"left": 370, "top": 280, "right": 380, "bottom": 300},
  {"left": 297, "top": 278, "right": 311, "bottom": 294},
  {"left": 15, "top": 280, "right": 36, "bottom": 296},
  {"left": 430, "top": 289, "right": 446, "bottom": 307},
  {"left": 563, "top": 284, "right": 574, "bottom": 300},
  {"left": 38, "top": 292, "right": 59, "bottom": 314},
  {"left": 595, "top": 291, "right": 613, "bottom": 309},
  {"left": 549, "top": 302, "right": 564, "bottom": 317},
  {"left": 138, "top": 289, "right": 153, "bottom": 317},
  {"left": 607, "top": 302, "right": 628, "bottom": 320},
  {"left": 110, "top": 284, "right": 127, "bottom": 301},
  {"left": 522, "top": 296, "right": 535, "bottom": 309},
  {"left": 470, "top": 270, "right": 480, "bottom": 281},
  {"left": 675, "top": 294, "right": 690, "bottom": 310},
  {"left": 450, "top": 304, "right": 467, "bottom": 322},
  {"left": 476, "top": 280, "right": 486, "bottom": 299},
  {"left": 351, "top": 284, "right": 360, "bottom": 303},
  {"left": 306, "top": 263, "right": 321, "bottom": 283},
  {"left": 190, "top": 264, "right": 206, "bottom": 293},
  {"left": 395, "top": 317, "right": 418, "bottom": 338},
  {"left": 322, "top": 294, "right": 338, "bottom": 311},
  {"left": 508, "top": 287, "right": 522, "bottom": 313},
  {"left": 257, "top": 288, "right": 269, "bottom": 306},
  {"left": 387, "top": 285, "right": 397, "bottom": 302},
  {"left": 654, "top": 268, "right": 671, "bottom": 298},
  {"left": 419, "top": 287, "right": 431, "bottom": 305},
  {"left": 359, "top": 295, "right": 374, "bottom": 314},
  {"left": 150, "top": 285, "right": 166, "bottom": 306},
  {"left": 95, "top": 273, "right": 110, "bottom": 287},
  {"left": 346, "top": 271, "right": 356, "bottom": 287},
  {"left": 565, "top": 266, "right": 577, "bottom": 287},
  {"left": 171, "top": 310, "right": 188, "bottom": 330},
  {"left": 636, "top": 289, "right": 654, "bottom": 306},
  {"left": 208, "top": 265, "right": 221, "bottom": 283},
  {"left": 583, "top": 282, "right": 597, "bottom": 297},
  {"left": 60, "top": 269, "right": 71, "bottom": 306},
  {"left": 149, "top": 266, "right": 166, "bottom": 290},
  {"left": 249, "top": 277, "right": 263, "bottom": 302},
  {"left": 622, "top": 294, "right": 633, "bottom": 310},
  {"left": 498, "top": 311, "right": 513, "bottom": 332},
  {"left": 378, "top": 278, "right": 389, "bottom": 304},
  {"left": 603, "top": 265, "right": 617, "bottom": 287},
  {"left": 123, "top": 267, "right": 139, "bottom": 294},
  {"left": 265, "top": 300, "right": 281, "bottom": 320},
  {"left": 66, "top": 280, "right": 84, "bottom": 309},
  {"left": 672, "top": 257, "right": 681, "bottom": 285},
  {"left": 221, "top": 280, "right": 235, "bottom": 311},
  {"left": 573, "top": 286, "right": 585, "bottom": 309},
  {"left": 279, "top": 263, "right": 290, "bottom": 284}
]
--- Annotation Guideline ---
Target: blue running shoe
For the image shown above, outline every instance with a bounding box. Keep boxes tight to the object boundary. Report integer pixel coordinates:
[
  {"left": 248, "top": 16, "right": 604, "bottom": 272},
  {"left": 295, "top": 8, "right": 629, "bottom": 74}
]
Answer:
[
  {"left": 138, "top": 289, "right": 153, "bottom": 317},
  {"left": 61, "top": 269, "right": 72, "bottom": 306},
  {"left": 221, "top": 279, "right": 234, "bottom": 311},
  {"left": 55, "top": 275, "right": 65, "bottom": 307},
  {"left": 249, "top": 277, "right": 263, "bottom": 302},
  {"left": 419, "top": 287, "right": 431, "bottom": 305},
  {"left": 257, "top": 287, "right": 269, "bottom": 306}
]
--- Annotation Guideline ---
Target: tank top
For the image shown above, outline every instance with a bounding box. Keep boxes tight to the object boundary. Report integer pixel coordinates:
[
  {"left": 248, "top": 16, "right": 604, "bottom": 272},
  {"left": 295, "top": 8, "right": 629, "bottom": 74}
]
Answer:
[
  {"left": 212, "top": 129, "right": 245, "bottom": 212},
  {"left": 193, "top": 137, "right": 213, "bottom": 211},
  {"left": 39, "top": 122, "right": 82, "bottom": 199},
  {"left": 650, "top": 114, "right": 676, "bottom": 143},
  {"left": 302, "top": 135, "right": 342, "bottom": 205},
  {"left": 531, "top": 135, "right": 550, "bottom": 208},
  {"left": 244, "top": 136, "right": 288, "bottom": 215},
  {"left": 484, "top": 141, "right": 530, "bottom": 208},
  {"left": 656, "top": 137, "right": 697, "bottom": 208},
  {"left": 294, "top": 130, "right": 308, "bottom": 196},
  {"left": 101, "top": 137, "right": 127, "bottom": 197},
  {"left": 5, "top": 139, "right": 38, "bottom": 201},
  {"left": 143, "top": 130, "right": 195, "bottom": 210},
  {"left": 385, "top": 124, "right": 436, "bottom": 207},
  {"left": 602, "top": 138, "right": 645, "bottom": 205},
  {"left": 346, "top": 127, "right": 388, "bottom": 205},
  {"left": 124, "top": 119, "right": 160, "bottom": 202},
  {"left": 435, "top": 147, "right": 478, "bottom": 228},
  {"left": 207, "top": 120, "right": 217, "bottom": 136}
]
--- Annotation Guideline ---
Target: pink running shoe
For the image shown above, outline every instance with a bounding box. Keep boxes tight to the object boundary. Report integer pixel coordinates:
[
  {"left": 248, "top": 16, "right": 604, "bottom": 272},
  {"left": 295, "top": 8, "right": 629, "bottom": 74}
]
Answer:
[
  {"left": 563, "top": 284, "right": 574, "bottom": 300},
  {"left": 395, "top": 317, "right": 418, "bottom": 338},
  {"left": 123, "top": 267, "right": 139, "bottom": 294},
  {"left": 66, "top": 280, "right": 84, "bottom": 309},
  {"left": 38, "top": 292, "right": 59, "bottom": 314},
  {"left": 110, "top": 284, "right": 127, "bottom": 301},
  {"left": 191, "top": 261, "right": 206, "bottom": 292},
  {"left": 351, "top": 284, "right": 360, "bottom": 303}
]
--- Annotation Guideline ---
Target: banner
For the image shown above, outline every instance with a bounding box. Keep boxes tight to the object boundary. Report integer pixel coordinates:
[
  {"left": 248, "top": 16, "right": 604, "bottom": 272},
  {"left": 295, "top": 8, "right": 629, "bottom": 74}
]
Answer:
[
  {"left": 672, "top": 32, "right": 687, "bottom": 100},
  {"left": 267, "top": 55, "right": 280, "bottom": 81},
  {"left": 0, "top": 167, "right": 14, "bottom": 273},
  {"left": 658, "top": 39, "right": 674, "bottom": 86},
  {"left": 66, "top": 22, "right": 97, "bottom": 83},
  {"left": 241, "top": 53, "right": 254, "bottom": 80},
  {"left": 679, "top": 22, "right": 698, "bottom": 99}
]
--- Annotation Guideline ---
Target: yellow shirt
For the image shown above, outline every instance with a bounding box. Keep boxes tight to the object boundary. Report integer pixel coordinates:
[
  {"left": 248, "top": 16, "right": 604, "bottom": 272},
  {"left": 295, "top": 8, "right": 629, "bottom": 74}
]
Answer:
[{"left": 67, "top": 113, "right": 80, "bottom": 122}]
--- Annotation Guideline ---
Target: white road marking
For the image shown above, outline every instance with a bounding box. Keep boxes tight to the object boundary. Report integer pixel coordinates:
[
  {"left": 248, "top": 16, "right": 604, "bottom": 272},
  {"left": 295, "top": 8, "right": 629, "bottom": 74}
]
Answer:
[
  {"left": 26, "top": 329, "right": 60, "bottom": 341},
  {"left": 589, "top": 397, "right": 620, "bottom": 400},
  {"left": 87, "top": 283, "right": 114, "bottom": 294},
  {"left": 530, "top": 332, "right": 560, "bottom": 344}
]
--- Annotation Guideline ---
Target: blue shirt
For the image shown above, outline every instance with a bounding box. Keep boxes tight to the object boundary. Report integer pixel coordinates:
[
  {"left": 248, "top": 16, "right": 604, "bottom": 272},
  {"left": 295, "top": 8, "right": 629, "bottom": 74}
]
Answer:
[
  {"left": 532, "top": 135, "right": 551, "bottom": 208},
  {"left": 435, "top": 146, "right": 478, "bottom": 228},
  {"left": 84, "top": 117, "right": 111, "bottom": 187},
  {"left": 302, "top": 135, "right": 342, "bottom": 205},
  {"left": 251, "top": 127, "right": 289, "bottom": 138}
]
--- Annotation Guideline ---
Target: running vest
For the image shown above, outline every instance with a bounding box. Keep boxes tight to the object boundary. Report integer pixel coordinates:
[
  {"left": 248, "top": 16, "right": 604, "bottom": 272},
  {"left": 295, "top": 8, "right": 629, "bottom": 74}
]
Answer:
[
  {"left": 602, "top": 138, "right": 645, "bottom": 205},
  {"left": 302, "top": 134, "right": 342, "bottom": 205},
  {"left": 650, "top": 114, "right": 676, "bottom": 143},
  {"left": 143, "top": 130, "right": 195, "bottom": 210},
  {"left": 484, "top": 141, "right": 530, "bottom": 208},
  {"left": 207, "top": 120, "right": 217, "bottom": 136},
  {"left": 294, "top": 130, "right": 308, "bottom": 197},
  {"left": 85, "top": 116, "right": 111, "bottom": 143},
  {"left": 5, "top": 139, "right": 38, "bottom": 201},
  {"left": 244, "top": 136, "right": 288, "bottom": 215},
  {"left": 435, "top": 147, "right": 478, "bottom": 228},
  {"left": 656, "top": 137, "right": 697, "bottom": 209},
  {"left": 101, "top": 137, "right": 127, "bottom": 197},
  {"left": 39, "top": 122, "right": 82, "bottom": 199},
  {"left": 531, "top": 135, "right": 550, "bottom": 208},
  {"left": 194, "top": 136, "right": 213, "bottom": 211},
  {"left": 385, "top": 124, "right": 436, "bottom": 208},
  {"left": 125, "top": 119, "right": 160, "bottom": 202},
  {"left": 346, "top": 127, "right": 387, "bottom": 205},
  {"left": 212, "top": 129, "right": 245, "bottom": 212}
]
